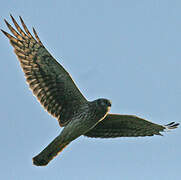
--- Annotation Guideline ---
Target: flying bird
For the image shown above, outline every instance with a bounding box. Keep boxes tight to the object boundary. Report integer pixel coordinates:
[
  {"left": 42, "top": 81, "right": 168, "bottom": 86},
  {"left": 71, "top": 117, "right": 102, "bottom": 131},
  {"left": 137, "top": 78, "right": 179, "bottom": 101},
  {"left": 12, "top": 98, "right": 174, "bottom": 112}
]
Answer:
[{"left": 1, "top": 15, "right": 179, "bottom": 166}]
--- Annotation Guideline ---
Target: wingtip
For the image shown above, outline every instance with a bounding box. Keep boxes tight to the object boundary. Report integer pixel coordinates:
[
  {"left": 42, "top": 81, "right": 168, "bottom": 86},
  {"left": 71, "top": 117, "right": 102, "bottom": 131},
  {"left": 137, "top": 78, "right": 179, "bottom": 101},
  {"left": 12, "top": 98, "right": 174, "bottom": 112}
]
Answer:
[
  {"left": 8, "top": 13, "right": 14, "bottom": 21},
  {"left": 165, "top": 122, "right": 179, "bottom": 129},
  {"left": 4, "top": 19, "right": 12, "bottom": 29},
  {"left": 32, "top": 26, "right": 43, "bottom": 45},
  {"left": 32, "top": 27, "right": 35, "bottom": 32},
  {"left": 10, "top": 14, "right": 16, "bottom": 22},
  {"left": 4, "top": 18, "right": 8, "bottom": 24},
  {"left": 1, "top": 29, "right": 5, "bottom": 33},
  {"left": 32, "top": 27, "right": 37, "bottom": 35},
  {"left": 19, "top": 15, "right": 24, "bottom": 24},
  {"left": 10, "top": 14, "right": 13, "bottom": 19},
  {"left": 1, "top": 29, "right": 8, "bottom": 36}
]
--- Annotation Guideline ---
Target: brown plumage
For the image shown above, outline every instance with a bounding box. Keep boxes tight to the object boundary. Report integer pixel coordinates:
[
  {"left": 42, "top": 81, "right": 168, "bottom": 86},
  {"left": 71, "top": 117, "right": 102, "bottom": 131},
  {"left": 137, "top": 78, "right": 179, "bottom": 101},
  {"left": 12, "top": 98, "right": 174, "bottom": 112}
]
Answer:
[
  {"left": 1, "top": 15, "right": 179, "bottom": 166},
  {"left": 2, "top": 15, "right": 87, "bottom": 127}
]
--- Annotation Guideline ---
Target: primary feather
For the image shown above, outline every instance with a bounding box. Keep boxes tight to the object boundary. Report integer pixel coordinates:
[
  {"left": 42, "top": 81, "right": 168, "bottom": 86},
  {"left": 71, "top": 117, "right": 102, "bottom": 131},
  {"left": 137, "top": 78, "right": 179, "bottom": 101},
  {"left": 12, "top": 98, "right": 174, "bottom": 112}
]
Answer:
[{"left": 2, "top": 15, "right": 87, "bottom": 126}]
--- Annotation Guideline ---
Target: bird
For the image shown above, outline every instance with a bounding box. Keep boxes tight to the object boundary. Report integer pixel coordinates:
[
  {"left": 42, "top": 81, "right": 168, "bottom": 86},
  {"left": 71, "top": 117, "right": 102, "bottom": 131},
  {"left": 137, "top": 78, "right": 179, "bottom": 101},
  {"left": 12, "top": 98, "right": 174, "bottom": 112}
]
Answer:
[{"left": 1, "top": 15, "right": 179, "bottom": 166}]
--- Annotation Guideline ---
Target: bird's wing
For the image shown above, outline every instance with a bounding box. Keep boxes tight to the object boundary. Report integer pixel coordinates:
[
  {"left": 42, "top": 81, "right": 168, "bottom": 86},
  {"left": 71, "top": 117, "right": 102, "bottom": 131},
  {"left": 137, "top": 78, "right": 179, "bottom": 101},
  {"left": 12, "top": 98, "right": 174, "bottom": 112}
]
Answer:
[
  {"left": 1, "top": 15, "right": 87, "bottom": 126},
  {"left": 84, "top": 114, "right": 179, "bottom": 138}
]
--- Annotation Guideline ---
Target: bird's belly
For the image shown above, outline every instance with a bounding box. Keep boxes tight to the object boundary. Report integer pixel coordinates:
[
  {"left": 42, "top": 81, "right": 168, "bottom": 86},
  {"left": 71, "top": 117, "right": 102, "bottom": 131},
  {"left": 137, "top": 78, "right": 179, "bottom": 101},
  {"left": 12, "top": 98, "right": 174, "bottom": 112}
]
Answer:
[{"left": 60, "top": 113, "right": 98, "bottom": 143}]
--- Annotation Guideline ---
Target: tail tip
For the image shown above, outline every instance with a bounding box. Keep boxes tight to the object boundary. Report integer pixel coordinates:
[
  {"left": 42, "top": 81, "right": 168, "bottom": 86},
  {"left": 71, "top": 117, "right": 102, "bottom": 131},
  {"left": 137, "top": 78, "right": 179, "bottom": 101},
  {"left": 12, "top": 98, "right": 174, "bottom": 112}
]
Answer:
[{"left": 33, "top": 155, "right": 49, "bottom": 166}]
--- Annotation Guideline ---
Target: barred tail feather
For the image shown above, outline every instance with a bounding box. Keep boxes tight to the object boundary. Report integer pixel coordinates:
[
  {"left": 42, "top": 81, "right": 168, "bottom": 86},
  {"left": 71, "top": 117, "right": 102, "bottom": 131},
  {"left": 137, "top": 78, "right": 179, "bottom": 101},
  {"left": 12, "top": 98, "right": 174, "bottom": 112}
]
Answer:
[{"left": 33, "top": 135, "right": 69, "bottom": 166}]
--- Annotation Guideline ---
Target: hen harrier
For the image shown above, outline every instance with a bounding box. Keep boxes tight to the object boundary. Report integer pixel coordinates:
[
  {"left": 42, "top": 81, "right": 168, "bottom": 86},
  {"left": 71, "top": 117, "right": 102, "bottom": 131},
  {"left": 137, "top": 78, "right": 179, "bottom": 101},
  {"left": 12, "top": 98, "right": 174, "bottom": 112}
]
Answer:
[{"left": 1, "top": 15, "right": 179, "bottom": 166}]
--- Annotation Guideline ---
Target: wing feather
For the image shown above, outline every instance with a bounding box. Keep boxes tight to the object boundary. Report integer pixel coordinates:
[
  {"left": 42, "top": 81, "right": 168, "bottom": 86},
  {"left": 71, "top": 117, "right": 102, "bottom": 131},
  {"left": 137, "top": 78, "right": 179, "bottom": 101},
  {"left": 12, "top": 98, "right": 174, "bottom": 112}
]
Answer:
[
  {"left": 84, "top": 114, "right": 179, "bottom": 138},
  {"left": 1, "top": 15, "right": 87, "bottom": 126}
]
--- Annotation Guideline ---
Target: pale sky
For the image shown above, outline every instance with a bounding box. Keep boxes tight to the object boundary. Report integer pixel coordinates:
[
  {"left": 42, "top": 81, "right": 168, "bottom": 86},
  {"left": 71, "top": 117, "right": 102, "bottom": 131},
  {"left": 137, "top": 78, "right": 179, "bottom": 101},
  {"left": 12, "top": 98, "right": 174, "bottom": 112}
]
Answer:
[{"left": 0, "top": 1, "right": 181, "bottom": 180}]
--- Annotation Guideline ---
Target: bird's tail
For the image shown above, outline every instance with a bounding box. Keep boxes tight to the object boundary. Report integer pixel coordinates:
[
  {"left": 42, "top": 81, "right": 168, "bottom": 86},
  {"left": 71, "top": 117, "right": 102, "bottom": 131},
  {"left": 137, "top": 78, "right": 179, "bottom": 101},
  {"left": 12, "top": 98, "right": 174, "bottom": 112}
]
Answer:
[{"left": 33, "top": 134, "right": 69, "bottom": 166}]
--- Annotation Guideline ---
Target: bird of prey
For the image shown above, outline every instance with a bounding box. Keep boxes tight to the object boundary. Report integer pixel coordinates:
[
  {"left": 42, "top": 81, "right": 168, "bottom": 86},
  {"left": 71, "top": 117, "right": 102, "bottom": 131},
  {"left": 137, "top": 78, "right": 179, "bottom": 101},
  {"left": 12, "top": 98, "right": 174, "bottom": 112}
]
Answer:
[{"left": 1, "top": 15, "right": 179, "bottom": 166}]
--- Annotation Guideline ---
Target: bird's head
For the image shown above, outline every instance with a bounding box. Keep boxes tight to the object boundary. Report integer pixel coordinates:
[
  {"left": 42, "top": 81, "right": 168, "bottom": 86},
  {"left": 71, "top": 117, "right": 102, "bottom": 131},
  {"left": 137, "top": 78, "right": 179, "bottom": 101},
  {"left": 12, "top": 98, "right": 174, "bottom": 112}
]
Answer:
[
  {"left": 89, "top": 98, "right": 111, "bottom": 123},
  {"left": 97, "top": 98, "right": 111, "bottom": 108},
  {"left": 93, "top": 98, "right": 112, "bottom": 113},
  {"left": 94, "top": 98, "right": 111, "bottom": 122}
]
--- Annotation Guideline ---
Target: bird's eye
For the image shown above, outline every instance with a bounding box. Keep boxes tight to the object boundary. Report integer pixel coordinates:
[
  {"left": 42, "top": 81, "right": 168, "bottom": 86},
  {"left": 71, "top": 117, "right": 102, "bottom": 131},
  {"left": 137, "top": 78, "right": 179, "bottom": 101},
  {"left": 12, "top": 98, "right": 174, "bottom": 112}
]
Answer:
[
  {"left": 100, "top": 101, "right": 105, "bottom": 106},
  {"left": 97, "top": 99, "right": 111, "bottom": 107},
  {"left": 97, "top": 99, "right": 104, "bottom": 106}
]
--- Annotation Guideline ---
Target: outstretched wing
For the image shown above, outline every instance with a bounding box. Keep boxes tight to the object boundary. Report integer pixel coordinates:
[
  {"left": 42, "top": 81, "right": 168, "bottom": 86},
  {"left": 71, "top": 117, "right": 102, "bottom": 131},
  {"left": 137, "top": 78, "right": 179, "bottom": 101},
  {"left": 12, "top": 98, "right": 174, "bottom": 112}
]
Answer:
[
  {"left": 1, "top": 15, "right": 87, "bottom": 126},
  {"left": 84, "top": 114, "right": 179, "bottom": 138}
]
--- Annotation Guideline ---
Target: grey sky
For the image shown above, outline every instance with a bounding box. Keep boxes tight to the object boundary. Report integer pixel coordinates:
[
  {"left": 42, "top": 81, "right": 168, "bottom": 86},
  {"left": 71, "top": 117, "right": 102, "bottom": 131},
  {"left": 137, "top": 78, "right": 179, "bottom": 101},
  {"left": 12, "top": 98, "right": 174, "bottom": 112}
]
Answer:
[{"left": 0, "top": 1, "right": 181, "bottom": 180}]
